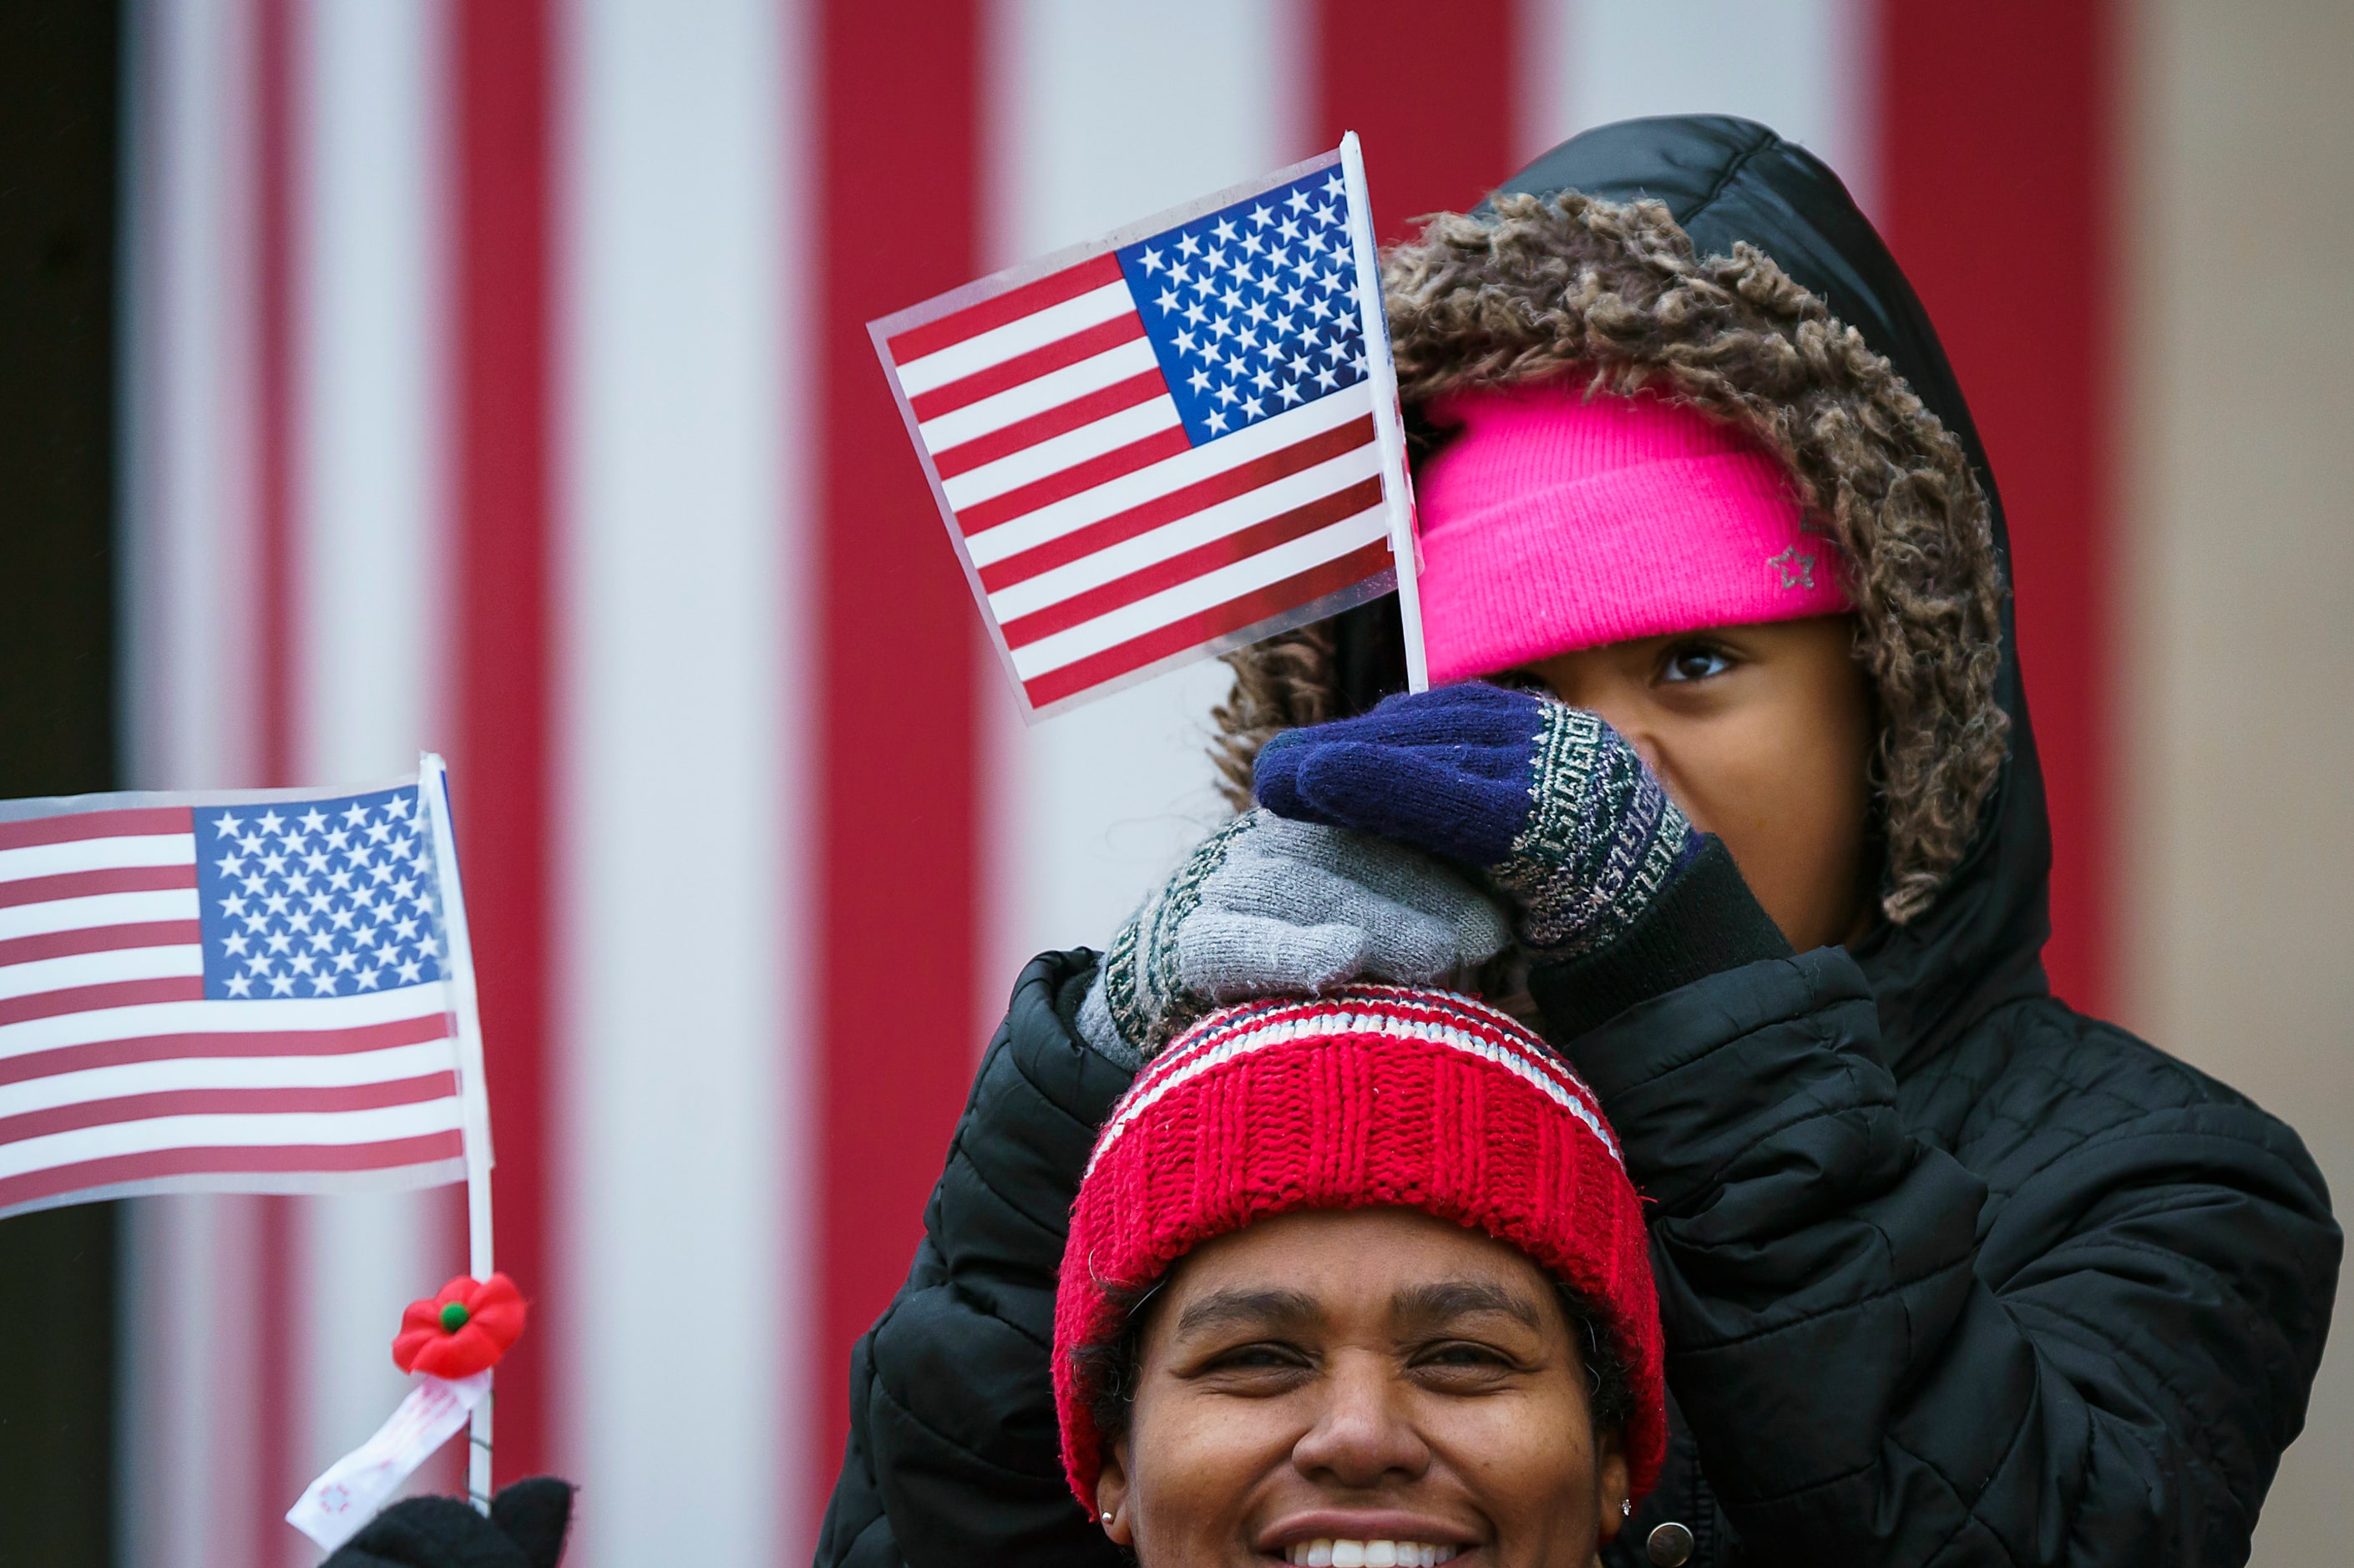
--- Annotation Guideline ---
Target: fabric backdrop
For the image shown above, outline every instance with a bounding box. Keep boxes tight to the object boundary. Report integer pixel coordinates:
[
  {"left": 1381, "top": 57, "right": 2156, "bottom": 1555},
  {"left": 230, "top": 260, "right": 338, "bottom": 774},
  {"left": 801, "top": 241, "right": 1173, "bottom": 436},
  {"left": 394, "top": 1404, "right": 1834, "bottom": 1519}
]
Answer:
[{"left": 114, "top": 2, "right": 2350, "bottom": 1565}]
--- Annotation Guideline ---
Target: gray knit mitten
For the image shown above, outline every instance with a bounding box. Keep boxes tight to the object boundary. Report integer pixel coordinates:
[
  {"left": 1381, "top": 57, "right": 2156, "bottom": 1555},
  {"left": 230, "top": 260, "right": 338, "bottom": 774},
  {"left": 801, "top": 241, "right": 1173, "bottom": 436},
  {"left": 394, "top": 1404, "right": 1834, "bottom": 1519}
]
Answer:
[{"left": 1077, "top": 808, "right": 1512, "bottom": 1066}]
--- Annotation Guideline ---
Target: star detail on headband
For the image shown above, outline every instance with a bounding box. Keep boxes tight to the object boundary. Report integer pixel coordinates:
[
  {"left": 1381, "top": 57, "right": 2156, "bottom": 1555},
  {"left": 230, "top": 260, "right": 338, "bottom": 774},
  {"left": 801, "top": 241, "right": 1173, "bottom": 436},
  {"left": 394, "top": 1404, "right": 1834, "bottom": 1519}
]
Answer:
[{"left": 1767, "top": 545, "right": 1816, "bottom": 589}]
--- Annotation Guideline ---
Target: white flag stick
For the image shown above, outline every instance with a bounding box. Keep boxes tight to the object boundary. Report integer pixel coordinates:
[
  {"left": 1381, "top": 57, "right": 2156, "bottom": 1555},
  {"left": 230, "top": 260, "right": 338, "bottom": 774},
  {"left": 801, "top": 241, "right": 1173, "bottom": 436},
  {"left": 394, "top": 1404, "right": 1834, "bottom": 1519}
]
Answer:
[
  {"left": 1340, "top": 130, "right": 1430, "bottom": 693},
  {"left": 422, "top": 753, "right": 498, "bottom": 1512}
]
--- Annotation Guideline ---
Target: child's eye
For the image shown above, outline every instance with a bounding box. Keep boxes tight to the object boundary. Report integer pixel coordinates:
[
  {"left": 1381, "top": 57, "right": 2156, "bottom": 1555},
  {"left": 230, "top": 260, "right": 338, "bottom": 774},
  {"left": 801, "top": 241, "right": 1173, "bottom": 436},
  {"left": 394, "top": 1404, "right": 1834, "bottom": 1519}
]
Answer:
[{"left": 1658, "top": 645, "right": 1734, "bottom": 683}]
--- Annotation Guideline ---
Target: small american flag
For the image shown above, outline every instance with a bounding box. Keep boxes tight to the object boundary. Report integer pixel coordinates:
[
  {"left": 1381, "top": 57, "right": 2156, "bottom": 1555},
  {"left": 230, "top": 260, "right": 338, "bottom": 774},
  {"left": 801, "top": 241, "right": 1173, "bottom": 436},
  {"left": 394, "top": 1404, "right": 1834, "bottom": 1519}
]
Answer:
[
  {"left": 0, "top": 763, "right": 489, "bottom": 1221},
  {"left": 872, "top": 139, "right": 1423, "bottom": 717}
]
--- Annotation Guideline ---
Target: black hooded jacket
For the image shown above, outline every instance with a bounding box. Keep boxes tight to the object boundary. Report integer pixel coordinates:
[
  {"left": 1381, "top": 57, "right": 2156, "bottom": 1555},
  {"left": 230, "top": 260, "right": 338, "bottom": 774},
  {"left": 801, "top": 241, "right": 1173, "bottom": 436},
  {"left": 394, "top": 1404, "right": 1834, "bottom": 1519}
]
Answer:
[{"left": 814, "top": 119, "right": 2339, "bottom": 1568}]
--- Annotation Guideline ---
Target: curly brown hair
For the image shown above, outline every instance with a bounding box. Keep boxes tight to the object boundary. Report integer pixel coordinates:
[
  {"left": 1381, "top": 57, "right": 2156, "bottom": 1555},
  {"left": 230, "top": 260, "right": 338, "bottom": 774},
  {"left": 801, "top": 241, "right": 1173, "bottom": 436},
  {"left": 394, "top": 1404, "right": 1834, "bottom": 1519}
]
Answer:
[
  {"left": 1206, "top": 617, "right": 1336, "bottom": 806},
  {"left": 1214, "top": 191, "right": 2008, "bottom": 925}
]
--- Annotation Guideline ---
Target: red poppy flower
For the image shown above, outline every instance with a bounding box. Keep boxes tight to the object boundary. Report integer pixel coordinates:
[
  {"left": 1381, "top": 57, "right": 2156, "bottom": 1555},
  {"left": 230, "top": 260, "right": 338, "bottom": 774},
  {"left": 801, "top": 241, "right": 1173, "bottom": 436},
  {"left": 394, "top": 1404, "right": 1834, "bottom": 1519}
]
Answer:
[{"left": 392, "top": 1272, "right": 527, "bottom": 1379}]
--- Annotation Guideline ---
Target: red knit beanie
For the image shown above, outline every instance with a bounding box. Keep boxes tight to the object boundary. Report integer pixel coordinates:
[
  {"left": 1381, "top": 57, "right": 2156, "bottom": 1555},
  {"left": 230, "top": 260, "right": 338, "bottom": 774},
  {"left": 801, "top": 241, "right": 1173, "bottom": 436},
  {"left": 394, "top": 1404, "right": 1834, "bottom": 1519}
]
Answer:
[{"left": 1053, "top": 984, "right": 1666, "bottom": 1514}]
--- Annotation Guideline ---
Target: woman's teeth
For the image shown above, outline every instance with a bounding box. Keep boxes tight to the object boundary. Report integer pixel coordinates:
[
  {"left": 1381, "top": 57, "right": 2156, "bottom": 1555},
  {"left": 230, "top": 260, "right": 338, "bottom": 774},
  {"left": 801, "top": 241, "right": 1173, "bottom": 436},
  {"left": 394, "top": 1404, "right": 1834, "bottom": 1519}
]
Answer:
[{"left": 1282, "top": 1543, "right": 1457, "bottom": 1567}]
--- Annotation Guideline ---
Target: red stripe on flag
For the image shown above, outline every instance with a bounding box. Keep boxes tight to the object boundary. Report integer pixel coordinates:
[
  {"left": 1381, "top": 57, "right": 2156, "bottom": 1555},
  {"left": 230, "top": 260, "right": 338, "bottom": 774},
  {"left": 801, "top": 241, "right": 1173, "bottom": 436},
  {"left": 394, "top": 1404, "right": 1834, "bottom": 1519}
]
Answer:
[
  {"left": 0, "top": 1073, "right": 460, "bottom": 1147},
  {"left": 928, "top": 370, "right": 1168, "bottom": 481},
  {"left": 1312, "top": 0, "right": 1515, "bottom": 245},
  {"left": 0, "top": 1130, "right": 468, "bottom": 1216},
  {"left": 1022, "top": 538, "right": 1395, "bottom": 709},
  {"left": 1879, "top": 0, "right": 2116, "bottom": 1014},
  {"left": 999, "top": 478, "right": 1385, "bottom": 649},
  {"left": 884, "top": 252, "right": 1123, "bottom": 364},
  {"left": 0, "top": 976, "right": 206, "bottom": 1028},
  {"left": 0, "top": 807, "right": 192, "bottom": 852},
  {"left": 455, "top": 0, "right": 554, "bottom": 1490},
  {"left": 0, "top": 864, "right": 198, "bottom": 910},
  {"left": 977, "top": 416, "right": 1375, "bottom": 591},
  {"left": 906, "top": 313, "right": 1146, "bottom": 422},
  {"left": 257, "top": 0, "right": 299, "bottom": 795},
  {"left": 822, "top": 0, "right": 985, "bottom": 1540},
  {"left": 952, "top": 425, "right": 1192, "bottom": 535},
  {"left": 0, "top": 921, "right": 202, "bottom": 969},
  {"left": 0, "top": 1014, "right": 456, "bottom": 1090}
]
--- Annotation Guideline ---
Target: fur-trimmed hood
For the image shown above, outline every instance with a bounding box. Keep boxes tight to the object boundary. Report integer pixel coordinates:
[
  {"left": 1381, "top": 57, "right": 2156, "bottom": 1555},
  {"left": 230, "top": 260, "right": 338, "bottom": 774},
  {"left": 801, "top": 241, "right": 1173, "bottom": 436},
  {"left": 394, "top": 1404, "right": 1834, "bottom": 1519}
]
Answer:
[
  {"left": 1214, "top": 116, "right": 2054, "bottom": 1055},
  {"left": 1379, "top": 182, "right": 2007, "bottom": 926}
]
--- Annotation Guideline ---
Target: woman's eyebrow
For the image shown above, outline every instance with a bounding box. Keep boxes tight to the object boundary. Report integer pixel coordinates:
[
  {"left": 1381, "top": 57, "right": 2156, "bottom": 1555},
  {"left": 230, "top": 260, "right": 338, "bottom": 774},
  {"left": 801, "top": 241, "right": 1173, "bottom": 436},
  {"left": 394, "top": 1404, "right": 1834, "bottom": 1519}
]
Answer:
[
  {"left": 1172, "top": 1287, "right": 1323, "bottom": 1337},
  {"left": 1391, "top": 1280, "right": 1542, "bottom": 1329}
]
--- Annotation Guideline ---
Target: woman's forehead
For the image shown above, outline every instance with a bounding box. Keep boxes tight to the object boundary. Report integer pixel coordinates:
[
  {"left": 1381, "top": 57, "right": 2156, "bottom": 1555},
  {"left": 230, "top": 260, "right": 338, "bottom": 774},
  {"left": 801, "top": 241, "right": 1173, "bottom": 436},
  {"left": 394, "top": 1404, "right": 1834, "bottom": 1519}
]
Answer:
[{"left": 1157, "top": 1208, "right": 1557, "bottom": 1328}]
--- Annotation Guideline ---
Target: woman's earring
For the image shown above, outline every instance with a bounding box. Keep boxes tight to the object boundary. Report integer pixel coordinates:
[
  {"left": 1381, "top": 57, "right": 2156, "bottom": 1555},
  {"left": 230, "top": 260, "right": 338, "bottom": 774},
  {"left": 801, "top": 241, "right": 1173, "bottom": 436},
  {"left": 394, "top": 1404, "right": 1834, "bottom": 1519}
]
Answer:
[
  {"left": 1101, "top": 1511, "right": 1116, "bottom": 1528},
  {"left": 1621, "top": 1500, "right": 1633, "bottom": 1519}
]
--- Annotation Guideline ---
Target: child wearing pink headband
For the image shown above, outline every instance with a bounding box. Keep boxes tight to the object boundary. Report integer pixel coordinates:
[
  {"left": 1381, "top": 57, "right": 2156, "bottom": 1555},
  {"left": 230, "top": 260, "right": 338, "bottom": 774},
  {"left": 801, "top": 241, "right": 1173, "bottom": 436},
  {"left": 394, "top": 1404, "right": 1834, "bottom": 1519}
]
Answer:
[
  {"left": 1414, "top": 383, "right": 1848, "bottom": 683},
  {"left": 821, "top": 116, "right": 2335, "bottom": 1568}
]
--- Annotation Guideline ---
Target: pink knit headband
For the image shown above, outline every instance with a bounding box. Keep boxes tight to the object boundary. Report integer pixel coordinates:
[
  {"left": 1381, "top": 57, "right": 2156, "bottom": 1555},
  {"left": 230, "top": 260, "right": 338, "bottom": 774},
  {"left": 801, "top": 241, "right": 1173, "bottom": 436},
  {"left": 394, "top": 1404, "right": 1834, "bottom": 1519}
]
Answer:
[{"left": 1416, "top": 382, "right": 1850, "bottom": 683}]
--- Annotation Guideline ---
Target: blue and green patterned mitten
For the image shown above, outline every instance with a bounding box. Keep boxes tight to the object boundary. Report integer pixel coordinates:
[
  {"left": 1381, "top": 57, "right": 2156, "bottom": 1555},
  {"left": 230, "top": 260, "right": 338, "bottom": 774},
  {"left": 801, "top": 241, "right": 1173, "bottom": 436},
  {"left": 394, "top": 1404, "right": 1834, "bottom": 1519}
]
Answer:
[{"left": 1253, "top": 683, "right": 1700, "bottom": 964}]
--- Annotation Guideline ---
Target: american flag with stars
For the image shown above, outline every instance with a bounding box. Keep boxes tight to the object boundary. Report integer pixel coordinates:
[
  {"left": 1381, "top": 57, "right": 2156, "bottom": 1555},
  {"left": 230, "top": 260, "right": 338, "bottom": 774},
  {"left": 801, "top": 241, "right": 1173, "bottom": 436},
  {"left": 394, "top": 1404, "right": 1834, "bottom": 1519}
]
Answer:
[
  {"left": 1122, "top": 170, "right": 1370, "bottom": 439},
  {"left": 196, "top": 788, "right": 447, "bottom": 1000},
  {"left": 872, "top": 144, "right": 1416, "bottom": 717},
  {"left": 0, "top": 770, "right": 480, "bottom": 1221}
]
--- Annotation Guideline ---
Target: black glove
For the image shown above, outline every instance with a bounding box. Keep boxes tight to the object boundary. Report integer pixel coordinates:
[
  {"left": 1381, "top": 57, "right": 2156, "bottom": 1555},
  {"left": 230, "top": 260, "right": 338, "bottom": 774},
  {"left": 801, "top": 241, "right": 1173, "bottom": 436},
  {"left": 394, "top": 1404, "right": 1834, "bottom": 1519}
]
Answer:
[{"left": 324, "top": 1478, "right": 574, "bottom": 1568}]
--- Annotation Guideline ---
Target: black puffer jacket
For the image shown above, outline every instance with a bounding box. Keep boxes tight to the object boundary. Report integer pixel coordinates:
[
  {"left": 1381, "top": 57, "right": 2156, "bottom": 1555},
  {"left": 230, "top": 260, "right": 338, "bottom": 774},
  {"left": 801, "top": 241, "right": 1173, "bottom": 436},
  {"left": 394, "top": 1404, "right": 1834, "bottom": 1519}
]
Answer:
[{"left": 816, "top": 121, "right": 2339, "bottom": 1568}]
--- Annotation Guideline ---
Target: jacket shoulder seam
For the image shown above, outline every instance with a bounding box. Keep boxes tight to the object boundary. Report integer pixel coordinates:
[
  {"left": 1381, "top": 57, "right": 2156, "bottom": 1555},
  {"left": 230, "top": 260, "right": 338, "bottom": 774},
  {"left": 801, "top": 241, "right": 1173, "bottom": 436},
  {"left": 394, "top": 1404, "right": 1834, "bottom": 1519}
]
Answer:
[
  {"left": 1684, "top": 126, "right": 1777, "bottom": 227},
  {"left": 1671, "top": 1253, "right": 1972, "bottom": 1355},
  {"left": 932, "top": 1146, "right": 1076, "bottom": 1287},
  {"left": 1997, "top": 1117, "right": 2326, "bottom": 1216},
  {"left": 1648, "top": 1008, "right": 1876, "bottom": 1218},
  {"left": 867, "top": 1369, "right": 1067, "bottom": 1485},
  {"left": 1882, "top": 1407, "right": 2038, "bottom": 1568}
]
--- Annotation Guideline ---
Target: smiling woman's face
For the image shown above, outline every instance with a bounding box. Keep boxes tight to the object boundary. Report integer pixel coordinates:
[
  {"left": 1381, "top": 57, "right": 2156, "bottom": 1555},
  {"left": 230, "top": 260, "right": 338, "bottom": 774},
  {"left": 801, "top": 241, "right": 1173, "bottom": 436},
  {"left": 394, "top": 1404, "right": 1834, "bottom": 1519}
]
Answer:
[{"left": 1093, "top": 1207, "right": 1629, "bottom": 1568}]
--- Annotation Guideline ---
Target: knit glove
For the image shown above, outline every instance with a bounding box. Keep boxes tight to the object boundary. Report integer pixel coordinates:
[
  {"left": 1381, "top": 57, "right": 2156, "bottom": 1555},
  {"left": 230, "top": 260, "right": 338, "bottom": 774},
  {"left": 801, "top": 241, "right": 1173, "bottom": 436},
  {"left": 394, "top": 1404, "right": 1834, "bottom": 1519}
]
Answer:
[
  {"left": 1253, "top": 684, "right": 1700, "bottom": 964},
  {"left": 1078, "top": 807, "right": 1511, "bottom": 1065},
  {"left": 322, "top": 1479, "right": 573, "bottom": 1568}
]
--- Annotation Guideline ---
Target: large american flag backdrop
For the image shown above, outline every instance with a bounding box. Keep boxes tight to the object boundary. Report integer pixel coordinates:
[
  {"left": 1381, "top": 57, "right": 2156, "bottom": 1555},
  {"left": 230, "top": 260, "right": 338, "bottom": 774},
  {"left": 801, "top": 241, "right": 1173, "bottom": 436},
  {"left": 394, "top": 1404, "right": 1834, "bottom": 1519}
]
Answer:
[{"left": 115, "top": 2, "right": 2123, "bottom": 1563}]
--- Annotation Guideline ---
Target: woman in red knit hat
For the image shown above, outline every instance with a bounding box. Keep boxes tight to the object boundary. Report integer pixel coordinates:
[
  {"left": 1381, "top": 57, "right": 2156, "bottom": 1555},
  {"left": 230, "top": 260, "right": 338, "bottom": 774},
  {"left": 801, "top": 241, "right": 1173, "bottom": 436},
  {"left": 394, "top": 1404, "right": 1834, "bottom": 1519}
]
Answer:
[{"left": 1058, "top": 986, "right": 1663, "bottom": 1568}]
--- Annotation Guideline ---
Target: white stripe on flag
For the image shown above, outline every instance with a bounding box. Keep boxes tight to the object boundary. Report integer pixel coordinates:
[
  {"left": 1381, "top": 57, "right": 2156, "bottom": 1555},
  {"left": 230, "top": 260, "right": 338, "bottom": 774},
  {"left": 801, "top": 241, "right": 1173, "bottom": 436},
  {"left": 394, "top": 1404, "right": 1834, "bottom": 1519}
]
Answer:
[
  {"left": 939, "top": 395, "right": 1182, "bottom": 510},
  {"left": 1010, "top": 502, "right": 1388, "bottom": 679},
  {"left": 891, "top": 277, "right": 1134, "bottom": 395},
  {"left": 0, "top": 833, "right": 196, "bottom": 882},
  {"left": 0, "top": 945, "right": 205, "bottom": 1001},
  {"left": 564, "top": 0, "right": 792, "bottom": 1558},
  {"left": 984, "top": 437, "right": 1382, "bottom": 620},
  {"left": 1526, "top": 0, "right": 1873, "bottom": 210},
  {"left": 292, "top": 0, "right": 453, "bottom": 1510},
  {"left": 114, "top": 1, "right": 271, "bottom": 1554},
  {"left": 0, "top": 984, "right": 454, "bottom": 1060},
  {"left": 916, "top": 336, "right": 1160, "bottom": 452},
  {"left": 965, "top": 382, "right": 1369, "bottom": 566},
  {"left": 0, "top": 1103, "right": 466, "bottom": 1181},
  {"left": 0, "top": 1042, "right": 458, "bottom": 1118},
  {"left": 0, "top": 889, "right": 202, "bottom": 942}
]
